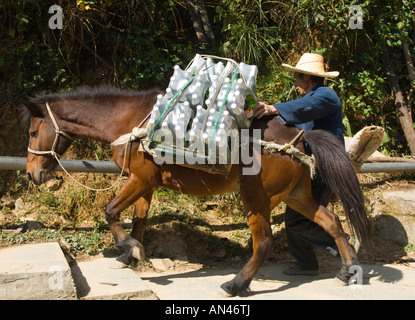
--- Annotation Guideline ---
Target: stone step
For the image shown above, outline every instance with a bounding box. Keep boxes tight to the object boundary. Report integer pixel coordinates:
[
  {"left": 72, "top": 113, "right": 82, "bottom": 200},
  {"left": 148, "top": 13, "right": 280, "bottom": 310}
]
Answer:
[
  {"left": 71, "top": 257, "right": 157, "bottom": 300},
  {"left": 0, "top": 242, "right": 157, "bottom": 300},
  {"left": 0, "top": 242, "right": 77, "bottom": 300}
]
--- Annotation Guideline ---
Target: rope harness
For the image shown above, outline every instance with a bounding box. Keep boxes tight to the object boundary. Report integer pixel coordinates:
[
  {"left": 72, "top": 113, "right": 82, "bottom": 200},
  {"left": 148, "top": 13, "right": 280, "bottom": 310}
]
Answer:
[
  {"left": 253, "top": 129, "right": 316, "bottom": 178},
  {"left": 27, "top": 102, "right": 73, "bottom": 158},
  {"left": 27, "top": 102, "right": 129, "bottom": 192}
]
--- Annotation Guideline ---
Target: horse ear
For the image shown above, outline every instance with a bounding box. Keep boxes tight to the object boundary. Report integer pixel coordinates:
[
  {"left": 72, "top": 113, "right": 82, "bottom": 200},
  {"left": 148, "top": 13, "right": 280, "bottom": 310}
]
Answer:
[{"left": 20, "top": 100, "right": 44, "bottom": 118}]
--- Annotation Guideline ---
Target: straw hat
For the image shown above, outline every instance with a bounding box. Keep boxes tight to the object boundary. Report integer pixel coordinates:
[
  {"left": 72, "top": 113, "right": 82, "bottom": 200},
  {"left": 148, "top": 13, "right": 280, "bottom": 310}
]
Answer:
[{"left": 281, "top": 53, "right": 339, "bottom": 79}]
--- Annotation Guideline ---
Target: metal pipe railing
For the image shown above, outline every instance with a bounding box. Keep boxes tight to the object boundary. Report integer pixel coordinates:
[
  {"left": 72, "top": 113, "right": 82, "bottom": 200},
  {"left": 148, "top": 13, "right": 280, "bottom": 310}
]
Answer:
[
  {"left": 1, "top": 156, "right": 415, "bottom": 174},
  {"left": 0, "top": 156, "right": 121, "bottom": 173}
]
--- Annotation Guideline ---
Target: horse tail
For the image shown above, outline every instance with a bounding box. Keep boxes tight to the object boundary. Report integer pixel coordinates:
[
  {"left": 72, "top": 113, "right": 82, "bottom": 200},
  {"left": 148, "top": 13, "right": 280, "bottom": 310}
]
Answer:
[{"left": 303, "top": 130, "right": 371, "bottom": 245}]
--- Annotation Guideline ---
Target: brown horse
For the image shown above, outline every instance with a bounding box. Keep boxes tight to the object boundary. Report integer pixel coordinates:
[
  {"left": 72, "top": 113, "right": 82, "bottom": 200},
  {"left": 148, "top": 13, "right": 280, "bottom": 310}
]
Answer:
[{"left": 21, "top": 85, "right": 370, "bottom": 297}]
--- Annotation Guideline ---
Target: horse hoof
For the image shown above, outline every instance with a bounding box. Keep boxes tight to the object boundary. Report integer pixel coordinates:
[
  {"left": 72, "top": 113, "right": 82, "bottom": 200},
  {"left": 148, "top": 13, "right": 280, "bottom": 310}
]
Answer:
[
  {"left": 131, "top": 245, "right": 145, "bottom": 261},
  {"left": 335, "top": 263, "right": 363, "bottom": 286},
  {"left": 220, "top": 281, "right": 236, "bottom": 297},
  {"left": 333, "top": 276, "right": 349, "bottom": 286},
  {"left": 111, "top": 259, "right": 129, "bottom": 269},
  {"left": 114, "top": 252, "right": 132, "bottom": 268},
  {"left": 217, "top": 290, "right": 233, "bottom": 298},
  {"left": 220, "top": 280, "right": 250, "bottom": 297}
]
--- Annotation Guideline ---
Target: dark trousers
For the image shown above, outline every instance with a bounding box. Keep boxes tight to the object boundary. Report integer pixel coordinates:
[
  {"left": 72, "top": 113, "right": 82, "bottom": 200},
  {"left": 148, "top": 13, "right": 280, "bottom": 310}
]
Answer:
[{"left": 284, "top": 176, "right": 338, "bottom": 270}]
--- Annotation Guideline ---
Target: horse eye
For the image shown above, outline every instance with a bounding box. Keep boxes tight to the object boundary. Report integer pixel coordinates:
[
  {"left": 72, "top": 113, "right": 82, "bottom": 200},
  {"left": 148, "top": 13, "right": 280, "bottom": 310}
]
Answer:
[{"left": 30, "top": 130, "right": 38, "bottom": 138}]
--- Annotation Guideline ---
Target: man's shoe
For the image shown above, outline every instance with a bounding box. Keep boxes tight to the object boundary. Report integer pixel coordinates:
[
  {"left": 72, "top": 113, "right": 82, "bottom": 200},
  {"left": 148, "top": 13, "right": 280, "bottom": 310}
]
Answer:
[{"left": 282, "top": 265, "right": 319, "bottom": 276}]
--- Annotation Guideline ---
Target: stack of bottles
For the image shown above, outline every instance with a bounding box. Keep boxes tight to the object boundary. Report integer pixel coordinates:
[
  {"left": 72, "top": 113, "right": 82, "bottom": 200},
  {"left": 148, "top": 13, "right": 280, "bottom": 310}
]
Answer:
[{"left": 147, "top": 54, "right": 258, "bottom": 167}]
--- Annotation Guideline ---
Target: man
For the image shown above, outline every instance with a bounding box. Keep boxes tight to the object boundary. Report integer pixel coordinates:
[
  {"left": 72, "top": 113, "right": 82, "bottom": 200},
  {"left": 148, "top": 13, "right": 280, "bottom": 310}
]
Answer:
[{"left": 254, "top": 53, "right": 345, "bottom": 276}]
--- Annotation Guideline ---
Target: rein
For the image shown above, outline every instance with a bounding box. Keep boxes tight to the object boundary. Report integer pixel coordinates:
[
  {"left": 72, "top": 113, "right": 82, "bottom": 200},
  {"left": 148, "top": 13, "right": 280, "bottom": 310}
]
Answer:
[{"left": 27, "top": 102, "right": 129, "bottom": 192}]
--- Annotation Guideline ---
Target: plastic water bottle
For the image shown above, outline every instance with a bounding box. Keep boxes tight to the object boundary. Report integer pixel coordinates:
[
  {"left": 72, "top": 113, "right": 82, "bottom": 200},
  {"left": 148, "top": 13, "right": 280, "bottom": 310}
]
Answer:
[
  {"left": 206, "top": 58, "right": 215, "bottom": 79},
  {"left": 219, "top": 110, "right": 237, "bottom": 131},
  {"left": 191, "top": 117, "right": 202, "bottom": 132},
  {"left": 161, "top": 121, "right": 172, "bottom": 141},
  {"left": 187, "top": 54, "right": 206, "bottom": 74},
  {"left": 189, "top": 105, "right": 205, "bottom": 141},
  {"left": 187, "top": 73, "right": 209, "bottom": 108},
  {"left": 172, "top": 101, "right": 194, "bottom": 131},
  {"left": 203, "top": 121, "right": 214, "bottom": 144},
  {"left": 147, "top": 118, "right": 156, "bottom": 134},
  {"left": 187, "top": 129, "right": 198, "bottom": 144},
  {"left": 229, "top": 103, "right": 242, "bottom": 116},
  {"left": 191, "top": 93, "right": 199, "bottom": 106},
  {"left": 195, "top": 105, "right": 207, "bottom": 124},
  {"left": 175, "top": 124, "right": 185, "bottom": 150},
  {"left": 214, "top": 62, "right": 224, "bottom": 77},
  {"left": 229, "top": 103, "right": 249, "bottom": 129},
  {"left": 220, "top": 61, "right": 236, "bottom": 79},
  {"left": 165, "top": 87, "right": 173, "bottom": 99},
  {"left": 215, "top": 123, "right": 227, "bottom": 148},
  {"left": 155, "top": 94, "right": 168, "bottom": 114},
  {"left": 239, "top": 62, "right": 258, "bottom": 92},
  {"left": 172, "top": 65, "right": 188, "bottom": 80},
  {"left": 148, "top": 93, "right": 170, "bottom": 137},
  {"left": 210, "top": 75, "right": 220, "bottom": 91},
  {"left": 207, "top": 108, "right": 218, "bottom": 122},
  {"left": 151, "top": 105, "right": 161, "bottom": 121},
  {"left": 232, "top": 90, "right": 245, "bottom": 106},
  {"left": 215, "top": 79, "right": 230, "bottom": 103}
]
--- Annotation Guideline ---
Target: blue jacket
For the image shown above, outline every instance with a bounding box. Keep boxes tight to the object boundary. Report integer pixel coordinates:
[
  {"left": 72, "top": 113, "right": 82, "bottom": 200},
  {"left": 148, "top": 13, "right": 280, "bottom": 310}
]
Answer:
[{"left": 273, "top": 84, "right": 344, "bottom": 144}]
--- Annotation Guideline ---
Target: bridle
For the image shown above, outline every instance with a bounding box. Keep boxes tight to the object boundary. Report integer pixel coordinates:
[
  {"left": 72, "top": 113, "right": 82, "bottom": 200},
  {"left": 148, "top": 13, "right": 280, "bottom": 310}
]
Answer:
[
  {"left": 26, "top": 101, "right": 129, "bottom": 192},
  {"left": 27, "top": 102, "right": 74, "bottom": 158}
]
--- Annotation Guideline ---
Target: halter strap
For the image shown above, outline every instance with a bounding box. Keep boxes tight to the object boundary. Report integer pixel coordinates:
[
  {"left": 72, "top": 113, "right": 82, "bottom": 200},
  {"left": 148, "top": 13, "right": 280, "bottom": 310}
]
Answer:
[
  {"left": 27, "top": 102, "right": 74, "bottom": 157},
  {"left": 27, "top": 102, "right": 128, "bottom": 192}
]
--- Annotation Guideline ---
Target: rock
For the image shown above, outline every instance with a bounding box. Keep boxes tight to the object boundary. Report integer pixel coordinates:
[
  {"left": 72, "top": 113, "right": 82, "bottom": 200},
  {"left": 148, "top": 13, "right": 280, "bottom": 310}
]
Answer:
[
  {"left": 150, "top": 258, "right": 174, "bottom": 272},
  {"left": 375, "top": 214, "right": 408, "bottom": 245},
  {"left": 24, "top": 219, "right": 45, "bottom": 231},
  {"left": 1, "top": 227, "right": 24, "bottom": 235},
  {"left": 213, "top": 247, "right": 226, "bottom": 258},
  {"left": 45, "top": 179, "right": 62, "bottom": 191},
  {"left": 14, "top": 198, "right": 25, "bottom": 211},
  {"left": 271, "top": 224, "right": 283, "bottom": 238},
  {"left": 1, "top": 195, "right": 18, "bottom": 209},
  {"left": 383, "top": 190, "right": 415, "bottom": 214},
  {"left": 205, "top": 201, "right": 218, "bottom": 210}
]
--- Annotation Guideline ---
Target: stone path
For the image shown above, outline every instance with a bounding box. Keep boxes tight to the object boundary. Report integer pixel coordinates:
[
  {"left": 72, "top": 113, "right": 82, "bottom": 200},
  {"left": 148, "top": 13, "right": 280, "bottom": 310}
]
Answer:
[{"left": 1, "top": 242, "right": 415, "bottom": 300}]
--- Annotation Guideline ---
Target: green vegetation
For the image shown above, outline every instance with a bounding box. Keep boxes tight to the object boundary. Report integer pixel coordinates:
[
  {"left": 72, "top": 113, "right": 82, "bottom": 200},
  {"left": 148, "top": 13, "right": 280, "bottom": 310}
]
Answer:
[{"left": 1, "top": 1, "right": 414, "bottom": 158}]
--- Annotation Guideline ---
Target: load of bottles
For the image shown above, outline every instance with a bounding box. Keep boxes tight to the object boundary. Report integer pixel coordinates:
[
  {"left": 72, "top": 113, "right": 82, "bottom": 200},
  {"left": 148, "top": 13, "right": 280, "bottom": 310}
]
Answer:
[{"left": 147, "top": 54, "right": 258, "bottom": 168}]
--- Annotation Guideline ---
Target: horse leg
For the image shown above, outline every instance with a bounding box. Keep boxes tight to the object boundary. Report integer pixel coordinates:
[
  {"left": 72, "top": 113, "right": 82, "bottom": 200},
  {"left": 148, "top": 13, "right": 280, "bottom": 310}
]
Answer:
[
  {"left": 130, "top": 193, "right": 153, "bottom": 244},
  {"left": 285, "top": 172, "right": 359, "bottom": 283},
  {"left": 105, "top": 174, "right": 151, "bottom": 267},
  {"left": 220, "top": 176, "right": 274, "bottom": 297}
]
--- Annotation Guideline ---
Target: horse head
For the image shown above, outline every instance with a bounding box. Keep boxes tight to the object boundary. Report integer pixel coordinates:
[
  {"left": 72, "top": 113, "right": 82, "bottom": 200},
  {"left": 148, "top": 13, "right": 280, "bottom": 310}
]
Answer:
[{"left": 22, "top": 100, "right": 73, "bottom": 185}]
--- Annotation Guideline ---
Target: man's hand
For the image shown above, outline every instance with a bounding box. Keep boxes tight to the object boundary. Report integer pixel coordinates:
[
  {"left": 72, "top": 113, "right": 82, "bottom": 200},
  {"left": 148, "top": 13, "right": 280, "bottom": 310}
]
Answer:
[{"left": 254, "top": 101, "right": 279, "bottom": 119}]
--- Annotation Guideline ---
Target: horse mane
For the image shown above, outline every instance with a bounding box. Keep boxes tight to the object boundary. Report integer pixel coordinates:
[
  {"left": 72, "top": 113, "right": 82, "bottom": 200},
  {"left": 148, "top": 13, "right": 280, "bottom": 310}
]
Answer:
[
  {"left": 27, "top": 85, "right": 161, "bottom": 104},
  {"left": 20, "top": 85, "right": 161, "bottom": 128}
]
